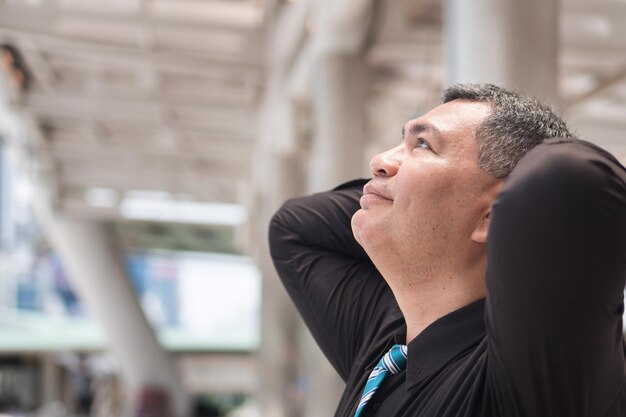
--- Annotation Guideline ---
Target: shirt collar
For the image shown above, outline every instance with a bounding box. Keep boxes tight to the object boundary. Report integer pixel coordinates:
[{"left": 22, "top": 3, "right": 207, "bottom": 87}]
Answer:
[{"left": 404, "top": 298, "right": 486, "bottom": 390}]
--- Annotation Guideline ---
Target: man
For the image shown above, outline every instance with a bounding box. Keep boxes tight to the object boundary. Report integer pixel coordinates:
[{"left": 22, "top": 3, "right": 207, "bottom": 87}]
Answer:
[{"left": 269, "top": 84, "right": 626, "bottom": 417}]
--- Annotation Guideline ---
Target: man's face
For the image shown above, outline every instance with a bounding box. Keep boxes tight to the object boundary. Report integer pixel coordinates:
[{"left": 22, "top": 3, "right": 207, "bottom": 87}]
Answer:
[{"left": 351, "top": 99, "right": 500, "bottom": 266}]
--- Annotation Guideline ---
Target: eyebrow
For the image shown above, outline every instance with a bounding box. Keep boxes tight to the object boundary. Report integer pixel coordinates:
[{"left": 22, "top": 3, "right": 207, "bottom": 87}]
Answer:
[{"left": 401, "top": 123, "right": 442, "bottom": 140}]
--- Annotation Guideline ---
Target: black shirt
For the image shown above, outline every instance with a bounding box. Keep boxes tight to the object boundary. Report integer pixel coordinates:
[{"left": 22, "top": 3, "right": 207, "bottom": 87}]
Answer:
[{"left": 269, "top": 138, "right": 626, "bottom": 417}]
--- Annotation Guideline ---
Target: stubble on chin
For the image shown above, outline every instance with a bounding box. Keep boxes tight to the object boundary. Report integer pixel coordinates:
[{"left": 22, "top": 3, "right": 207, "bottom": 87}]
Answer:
[{"left": 351, "top": 209, "right": 391, "bottom": 259}]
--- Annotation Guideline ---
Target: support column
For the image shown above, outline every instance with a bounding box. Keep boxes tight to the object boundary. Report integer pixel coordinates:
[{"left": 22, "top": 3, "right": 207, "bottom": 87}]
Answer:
[
  {"left": 36, "top": 210, "right": 189, "bottom": 417},
  {"left": 445, "top": 0, "right": 559, "bottom": 103},
  {"left": 253, "top": 79, "right": 306, "bottom": 417},
  {"left": 302, "top": 36, "right": 369, "bottom": 417},
  {"left": 297, "top": 1, "right": 372, "bottom": 416},
  {"left": 257, "top": 2, "right": 373, "bottom": 416},
  {"left": 308, "top": 54, "right": 369, "bottom": 191},
  {"left": 255, "top": 156, "right": 304, "bottom": 417}
]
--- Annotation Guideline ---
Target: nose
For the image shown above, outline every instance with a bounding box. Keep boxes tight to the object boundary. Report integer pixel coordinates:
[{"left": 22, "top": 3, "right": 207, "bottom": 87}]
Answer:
[{"left": 369, "top": 146, "right": 401, "bottom": 177}]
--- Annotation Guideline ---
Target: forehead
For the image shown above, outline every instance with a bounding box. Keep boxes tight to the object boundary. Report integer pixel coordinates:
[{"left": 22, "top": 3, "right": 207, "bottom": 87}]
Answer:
[{"left": 405, "top": 99, "right": 492, "bottom": 143}]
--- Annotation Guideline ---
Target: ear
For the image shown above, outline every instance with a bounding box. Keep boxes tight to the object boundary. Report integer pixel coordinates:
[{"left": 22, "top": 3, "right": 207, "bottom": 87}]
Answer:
[
  {"left": 470, "top": 181, "right": 502, "bottom": 244},
  {"left": 470, "top": 210, "right": 491, "bottom": 244}
]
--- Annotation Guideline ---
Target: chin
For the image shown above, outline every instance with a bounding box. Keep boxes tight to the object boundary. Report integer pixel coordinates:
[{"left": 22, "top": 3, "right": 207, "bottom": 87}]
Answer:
[
  {"left": 351, "top": 212, "right": 387, "bottom": 253},
  {"left": 351, "top": 210, "right": 376, "bottom": 248},
  {"left": 350, "top": 210, "right": 366, "bottom": 246}
]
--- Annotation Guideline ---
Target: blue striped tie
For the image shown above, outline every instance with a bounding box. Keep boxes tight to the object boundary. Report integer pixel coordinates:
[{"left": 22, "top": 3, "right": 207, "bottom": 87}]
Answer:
[{"left": 354, "top": 344, "right": 408, "bottom": 417}]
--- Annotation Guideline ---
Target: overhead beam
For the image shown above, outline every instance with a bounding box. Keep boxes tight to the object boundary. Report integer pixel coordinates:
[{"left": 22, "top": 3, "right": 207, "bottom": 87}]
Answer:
[
  {"left": 43, "top": 47, "right": 263, "bottom": 83},
  {"left": 43, "top": 124, "right": 251, "bottom": 148},
  {"left": 19, "top": 91, "right": 255, "bottom": 135},
  {"left": 59, "top": 176, "right": 243, "bottom": 205},
  {"left": 44, "top": 140, "right": 251, "bottom": 166},
  {"left": 564, "top": 68, "right": 626, "bottom": 110},
  {"left": 25, "top": 85, "right": 258, "bottom": 111},
  {"left": 52, "top": 0, "right": 264, "bottom": 31},
  {"left": 0, "top": 2, "right": 262, "bottom": 39},
  {"left": 0, "top": 25, "right": 262, "bottom": 68},
  {"left": 561, "top": 2, "right": 626, "bottom": 50},
  {"left": 560, "top": 49, "right": 625, "bottom": 73},
  {"left": 57, "top": 164, "right": 248, "bottom": 196},
  {"left": 59, "top": 174, "right": 240, "bottom": 196},
  {"left": 53, "top": 150, "right": 248, "bottom": 176},
  {"left": 11, "top": 33, "right": 263, "bottom": 78}
]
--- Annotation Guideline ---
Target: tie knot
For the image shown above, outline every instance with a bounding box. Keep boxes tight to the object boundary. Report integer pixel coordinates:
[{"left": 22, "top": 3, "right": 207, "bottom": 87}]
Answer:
[{"left": 380, "top": 344, "right": 408, "bottom": 375}]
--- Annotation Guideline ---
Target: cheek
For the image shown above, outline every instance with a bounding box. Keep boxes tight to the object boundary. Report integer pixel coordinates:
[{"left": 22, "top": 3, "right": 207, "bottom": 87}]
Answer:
[
  {"left": 395, "top": 171, "right": 452, "bottom": 215},
  {"left": 392, "top": 172, "right": 462, "bottom": 237}
]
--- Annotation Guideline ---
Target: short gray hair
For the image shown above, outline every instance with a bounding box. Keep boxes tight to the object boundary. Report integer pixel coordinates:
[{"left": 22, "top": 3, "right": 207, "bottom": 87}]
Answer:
[{"left": 442, "top": 83, "right": 574, "bottom": 178}]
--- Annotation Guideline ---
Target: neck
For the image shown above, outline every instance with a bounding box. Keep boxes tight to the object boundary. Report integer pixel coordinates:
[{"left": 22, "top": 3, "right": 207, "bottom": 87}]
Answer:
[
  {"left": 383, "top": 256, "right": 487, "bottom": 344},
  {"left": 397, "top": 279, "right": 485, "bottom": 343}
]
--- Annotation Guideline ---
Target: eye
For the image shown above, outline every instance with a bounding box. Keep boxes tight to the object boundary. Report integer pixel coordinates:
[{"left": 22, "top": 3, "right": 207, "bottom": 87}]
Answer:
[{"left": 414, "top": 138, "right": 431, "bottom": 150}]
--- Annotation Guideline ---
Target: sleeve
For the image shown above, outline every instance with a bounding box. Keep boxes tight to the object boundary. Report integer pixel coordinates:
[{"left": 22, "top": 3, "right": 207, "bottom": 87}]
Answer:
[
  {"left": 485, "top": 138, "right": 626, "bottom": 417},
  {"left": 268, "top": 179, "right": 402, "bottom": 381}
]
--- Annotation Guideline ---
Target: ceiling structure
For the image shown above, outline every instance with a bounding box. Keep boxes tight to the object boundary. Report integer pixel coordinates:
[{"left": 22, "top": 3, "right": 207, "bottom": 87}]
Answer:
[
  {"left": 364, "top": 0, "right": 626, "bottom": 159},
  {"left": 0, "top": 0, "right": 268, "bottom": 226},
  {"left": 0, "top": 0, "right": 624, "bottom": 230}
]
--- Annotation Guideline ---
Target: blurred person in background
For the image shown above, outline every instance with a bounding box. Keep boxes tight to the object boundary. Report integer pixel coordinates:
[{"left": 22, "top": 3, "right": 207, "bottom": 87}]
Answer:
[
  {"left": 62, "top": 354, "right": 94, "bottom": 417},
  {"left": 269, "top": 83, "right": 626, "bottom": 417}
]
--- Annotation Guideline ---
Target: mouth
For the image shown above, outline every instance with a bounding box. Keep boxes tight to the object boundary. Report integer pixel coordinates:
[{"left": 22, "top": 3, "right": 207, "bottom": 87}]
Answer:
[{"left": 361, "top": 182, "right": 393, "bottom": 206}]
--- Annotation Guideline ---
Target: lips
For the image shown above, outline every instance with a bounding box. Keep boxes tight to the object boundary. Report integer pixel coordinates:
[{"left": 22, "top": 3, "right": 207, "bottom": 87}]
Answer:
[{"left": 362, "top": 182, "right": 392, "bottom": 201}]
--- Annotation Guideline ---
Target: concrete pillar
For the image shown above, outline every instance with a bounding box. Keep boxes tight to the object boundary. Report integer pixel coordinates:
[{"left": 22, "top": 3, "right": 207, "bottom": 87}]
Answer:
[
  {"left": 258, "top": 2, "right": 372, "bottom": 416},
  {"left": 36, "top": 209, "right": 189, "bottom": 417},
  {"left": 288, "top": 1, "right": 372, "bottom": 416},
  {"left": 445, "top": 0, "right": 559, "bottom": 103},
  {"left": 253, "top": 80, "right": 306, "bottom": 417},
  {"left": 255, "top": 160, "right": 304, "bottom": 417},
  {"left": 301, "top": 39, "right": 369, "bottom": 417},
  {"left": 308, "top": 54, "right": 369, "bottom": 192}
]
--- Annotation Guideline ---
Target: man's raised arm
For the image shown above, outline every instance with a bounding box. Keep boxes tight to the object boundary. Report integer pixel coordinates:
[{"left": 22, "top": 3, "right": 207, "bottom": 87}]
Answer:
[
  {"left": 268, "top": 180, "right": 402, "bottom": 381},
  {"left": 485, "top": 138, "right": 626, "bottom": 417}
]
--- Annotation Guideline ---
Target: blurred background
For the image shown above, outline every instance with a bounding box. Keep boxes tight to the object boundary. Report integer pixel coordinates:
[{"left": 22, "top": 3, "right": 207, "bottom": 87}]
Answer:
[{"left": 0, "top": 0, "right": 624, "bottom": 416}]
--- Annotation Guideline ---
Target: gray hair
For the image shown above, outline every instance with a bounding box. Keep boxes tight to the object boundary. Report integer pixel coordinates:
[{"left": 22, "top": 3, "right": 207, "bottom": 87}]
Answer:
[{"left": 442, "top": 83, "right": 574, "bottom": 178}]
